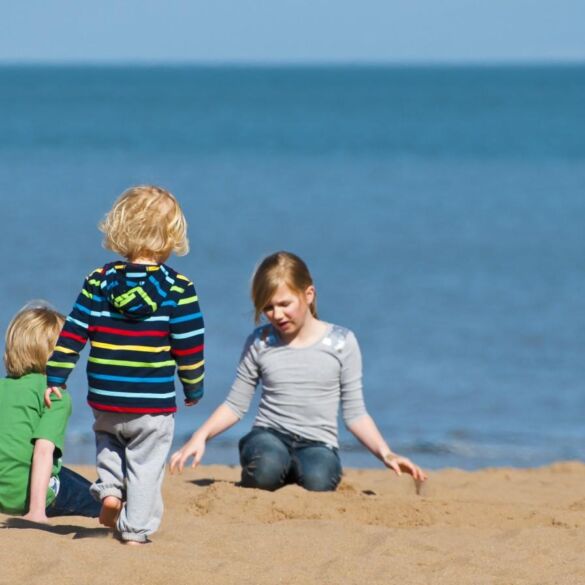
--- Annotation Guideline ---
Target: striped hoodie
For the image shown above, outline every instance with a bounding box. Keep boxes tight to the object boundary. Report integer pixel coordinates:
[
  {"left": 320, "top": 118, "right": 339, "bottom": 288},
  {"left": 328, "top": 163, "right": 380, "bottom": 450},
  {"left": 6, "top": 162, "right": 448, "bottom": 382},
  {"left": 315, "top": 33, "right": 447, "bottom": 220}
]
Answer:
[{"left": 45, "top": 262, "right": 204, "bottom": 414}]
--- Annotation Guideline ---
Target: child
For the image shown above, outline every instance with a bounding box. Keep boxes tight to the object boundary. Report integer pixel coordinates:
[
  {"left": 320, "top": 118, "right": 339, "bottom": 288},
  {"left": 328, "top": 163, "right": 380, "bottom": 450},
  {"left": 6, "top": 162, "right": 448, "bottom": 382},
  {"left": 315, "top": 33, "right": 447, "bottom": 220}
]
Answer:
[
  {"left": 0, "top": 302, "right": 100, "bottom": 522},
  {"left": 170, "top": 251, "right": 426, "bottom": 490},
  {"left": 45, "top": 185, "right": 205, "bottom": 544}
]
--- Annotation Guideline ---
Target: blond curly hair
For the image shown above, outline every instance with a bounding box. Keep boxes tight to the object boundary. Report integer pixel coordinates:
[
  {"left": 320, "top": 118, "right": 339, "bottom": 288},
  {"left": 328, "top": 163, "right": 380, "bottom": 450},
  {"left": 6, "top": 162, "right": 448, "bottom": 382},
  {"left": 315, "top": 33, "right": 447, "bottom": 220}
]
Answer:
[{"left": 99, "top": 185, "right": 189, "bottom": 263}]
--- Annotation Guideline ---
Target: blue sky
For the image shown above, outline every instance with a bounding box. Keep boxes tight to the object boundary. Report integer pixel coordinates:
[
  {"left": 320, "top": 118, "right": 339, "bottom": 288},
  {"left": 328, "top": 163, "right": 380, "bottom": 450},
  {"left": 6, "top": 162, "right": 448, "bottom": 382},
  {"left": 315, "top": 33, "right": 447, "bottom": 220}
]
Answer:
[{"left": 2, "top": 0, "right": 585, "bottom": 63}]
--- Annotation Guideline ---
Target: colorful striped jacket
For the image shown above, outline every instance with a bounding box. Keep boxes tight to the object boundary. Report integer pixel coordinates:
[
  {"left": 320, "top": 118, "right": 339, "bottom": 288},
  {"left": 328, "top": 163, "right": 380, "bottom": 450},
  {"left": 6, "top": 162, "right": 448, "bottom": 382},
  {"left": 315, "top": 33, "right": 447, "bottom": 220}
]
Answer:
[{"left": 45, "top": 262, "right": 204, "bottom": 414}]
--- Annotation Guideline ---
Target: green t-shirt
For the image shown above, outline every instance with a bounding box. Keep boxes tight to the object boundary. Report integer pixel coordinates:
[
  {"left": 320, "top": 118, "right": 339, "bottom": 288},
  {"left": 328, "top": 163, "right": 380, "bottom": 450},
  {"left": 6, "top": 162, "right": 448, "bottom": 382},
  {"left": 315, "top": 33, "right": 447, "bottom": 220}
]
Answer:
[{"left": 0, "top": 373, "right": 72, "bottom": 514}]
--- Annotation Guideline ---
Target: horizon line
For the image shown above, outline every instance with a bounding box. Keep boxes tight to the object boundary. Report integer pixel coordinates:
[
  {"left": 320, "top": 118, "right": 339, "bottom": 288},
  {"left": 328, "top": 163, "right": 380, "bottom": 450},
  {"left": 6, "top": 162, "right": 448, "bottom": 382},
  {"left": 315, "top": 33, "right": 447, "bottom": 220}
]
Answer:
[{"left": 0, "top": 57, "right": 584, "bottom": 68}]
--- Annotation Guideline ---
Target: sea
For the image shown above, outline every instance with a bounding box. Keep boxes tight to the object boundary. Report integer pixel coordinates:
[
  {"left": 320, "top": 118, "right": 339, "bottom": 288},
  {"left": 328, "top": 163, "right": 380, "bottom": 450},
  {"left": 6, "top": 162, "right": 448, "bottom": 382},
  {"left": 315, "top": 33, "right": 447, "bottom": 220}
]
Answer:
[{"left": 0, "top": 64, "right": 583, "bottom": 470}]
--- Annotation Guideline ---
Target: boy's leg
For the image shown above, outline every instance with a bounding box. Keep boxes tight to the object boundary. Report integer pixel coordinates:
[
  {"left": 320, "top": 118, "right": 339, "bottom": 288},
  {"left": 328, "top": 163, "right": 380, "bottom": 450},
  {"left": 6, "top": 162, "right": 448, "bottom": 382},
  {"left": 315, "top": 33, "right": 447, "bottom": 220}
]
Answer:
[
  {"left": 90, "top": 411, "right": 127, "bottom": 527},
  {"left": 91, "top": 410, "right": 126, "bottom": 501},
  {"left": 46, "top": 466, "right": 101, "bottom": 518},
  {"left": 291, "top": 444, "right": 342, "bottom": 492},
  {"left": 239, "top": 428, "right": 292, "bottom": 491},
  {"left": 116, "top": 413, "right": 174, "bottom": 543}
]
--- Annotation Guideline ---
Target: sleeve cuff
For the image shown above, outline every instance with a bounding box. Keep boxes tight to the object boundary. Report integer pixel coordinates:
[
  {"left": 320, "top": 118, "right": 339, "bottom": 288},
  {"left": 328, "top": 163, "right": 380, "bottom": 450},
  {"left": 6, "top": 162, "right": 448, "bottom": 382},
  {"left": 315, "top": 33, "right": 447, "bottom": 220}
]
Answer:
[{"left": 185, "top": 387, "right": 204, "bottom": 401}]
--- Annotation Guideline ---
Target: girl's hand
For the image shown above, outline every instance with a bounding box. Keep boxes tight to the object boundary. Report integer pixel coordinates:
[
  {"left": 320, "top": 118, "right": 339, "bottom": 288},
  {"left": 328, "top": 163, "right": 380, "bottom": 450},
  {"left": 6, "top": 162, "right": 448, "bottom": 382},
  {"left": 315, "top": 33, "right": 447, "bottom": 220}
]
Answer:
[
  {"left": 169, "top": 434, "right": 206, "bottom": 474},
  {"left": 44, "top": 386, "right": 62, "bottom": 408},
  {"left": 383, "top": 453, "right": 427, "bottom": 482}
]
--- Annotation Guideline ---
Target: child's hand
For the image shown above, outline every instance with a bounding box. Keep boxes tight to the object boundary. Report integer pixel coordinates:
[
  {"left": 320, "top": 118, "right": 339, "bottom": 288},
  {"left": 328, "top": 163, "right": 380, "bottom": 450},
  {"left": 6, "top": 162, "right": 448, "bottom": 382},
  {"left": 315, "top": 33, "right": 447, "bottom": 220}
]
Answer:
[
  {"left": 44, "top": 386, "right": 62, "bottom": 408},
  {"left": 169, "top": 433, "right": 206, "bottom": 474},
  {"left": 22, "top": 510, "right": 50, "bottom": 524},
  {"left": 383, "top": 453, "right": 428, "bottom": 482},
  {"left": 184, "top": 398, "right": 199, "bottom": 407}
]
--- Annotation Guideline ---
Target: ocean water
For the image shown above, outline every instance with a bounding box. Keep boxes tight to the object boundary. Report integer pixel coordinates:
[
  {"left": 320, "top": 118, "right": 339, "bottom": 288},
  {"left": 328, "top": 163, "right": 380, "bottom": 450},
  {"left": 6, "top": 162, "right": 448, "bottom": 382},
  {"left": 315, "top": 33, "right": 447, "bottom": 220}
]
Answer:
[{"left": 0, "top": 65, "right": 584, "bottom": 470}]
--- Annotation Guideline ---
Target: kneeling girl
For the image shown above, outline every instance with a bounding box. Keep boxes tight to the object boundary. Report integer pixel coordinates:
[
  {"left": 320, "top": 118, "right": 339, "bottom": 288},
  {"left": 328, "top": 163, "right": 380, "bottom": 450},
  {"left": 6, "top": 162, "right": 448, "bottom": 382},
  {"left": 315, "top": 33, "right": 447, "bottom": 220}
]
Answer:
[{"left": 171, "top": 251, "right": 425, "bottom": 490}]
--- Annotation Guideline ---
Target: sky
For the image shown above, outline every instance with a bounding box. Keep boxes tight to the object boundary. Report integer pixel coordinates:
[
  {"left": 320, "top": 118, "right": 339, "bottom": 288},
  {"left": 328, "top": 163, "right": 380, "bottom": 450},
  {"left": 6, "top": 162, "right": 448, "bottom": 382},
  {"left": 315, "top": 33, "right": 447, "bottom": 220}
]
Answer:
[{"left": 2, "top": 0, "right": 585, "bottom": 64}]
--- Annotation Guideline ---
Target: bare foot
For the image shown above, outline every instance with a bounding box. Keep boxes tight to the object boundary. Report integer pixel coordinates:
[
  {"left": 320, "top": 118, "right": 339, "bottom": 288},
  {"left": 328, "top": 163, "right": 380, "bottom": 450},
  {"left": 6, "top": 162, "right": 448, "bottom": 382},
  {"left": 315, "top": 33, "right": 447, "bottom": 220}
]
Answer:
[
  {"left": 123, "top": 540, "right": 147, "bottom": 546},
  {"left": 99, "top": 496, "right": 122, "bottom": 528}
]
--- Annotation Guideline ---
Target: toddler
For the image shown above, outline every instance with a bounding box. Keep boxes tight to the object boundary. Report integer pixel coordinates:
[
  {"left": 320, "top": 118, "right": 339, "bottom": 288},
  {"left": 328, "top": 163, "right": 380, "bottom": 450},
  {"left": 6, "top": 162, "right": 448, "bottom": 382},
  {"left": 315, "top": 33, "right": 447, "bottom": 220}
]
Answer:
[{"left": 46, "top": 186, "right": 204, "bottom": 543}]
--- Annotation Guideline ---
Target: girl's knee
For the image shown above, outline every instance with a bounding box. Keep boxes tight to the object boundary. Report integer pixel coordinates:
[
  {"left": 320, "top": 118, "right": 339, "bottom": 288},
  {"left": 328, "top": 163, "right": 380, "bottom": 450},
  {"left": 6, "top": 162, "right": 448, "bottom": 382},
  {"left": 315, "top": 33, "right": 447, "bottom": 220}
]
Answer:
[
  {"left": 239, "top": 429, "right": 291, "bottom": 490},
  {"left": 298, "top": 470, "right": 341, "bottom": 492},
  {"left": 241, "top": 454, "right": 289, "bottom": 491},
  {"left": 295, "top": 447, "right": 342, "bottom": 492}
]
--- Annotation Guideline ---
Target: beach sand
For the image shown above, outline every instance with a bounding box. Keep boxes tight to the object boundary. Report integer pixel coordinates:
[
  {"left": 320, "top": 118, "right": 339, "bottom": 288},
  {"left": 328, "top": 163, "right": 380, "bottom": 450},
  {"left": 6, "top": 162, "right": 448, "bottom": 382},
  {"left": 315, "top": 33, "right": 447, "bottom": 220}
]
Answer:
[{"left": 2, "top": 462, "right": 585, "bottom": 585}]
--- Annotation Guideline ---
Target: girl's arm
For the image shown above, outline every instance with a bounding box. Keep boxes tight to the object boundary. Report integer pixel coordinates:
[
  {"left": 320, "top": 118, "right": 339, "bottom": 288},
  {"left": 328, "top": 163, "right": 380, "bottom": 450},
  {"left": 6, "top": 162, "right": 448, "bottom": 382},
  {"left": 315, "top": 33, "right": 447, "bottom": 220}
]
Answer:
[
  {"left": 348, "top": 415, "right": 427, "bottom": 481},
  {"left": 23, "top": 439, "right": 55, "bottom": 523},
  {"left": 169, "top": 404, "right": 239, "bottom": 473},
  {"left": 339, "top": 332, "right": 426, "bottom": 481},
  {"left": 170, "top": 332, "right": 261, "bottom": 473}
]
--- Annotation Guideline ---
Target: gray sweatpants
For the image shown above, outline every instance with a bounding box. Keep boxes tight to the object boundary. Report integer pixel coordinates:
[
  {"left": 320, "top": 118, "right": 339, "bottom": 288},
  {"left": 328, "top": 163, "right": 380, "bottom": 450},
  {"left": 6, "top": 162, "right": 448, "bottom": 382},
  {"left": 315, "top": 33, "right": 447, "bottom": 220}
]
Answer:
[{"left": 90, "top": 409, "right": 174, "bottom": 542}]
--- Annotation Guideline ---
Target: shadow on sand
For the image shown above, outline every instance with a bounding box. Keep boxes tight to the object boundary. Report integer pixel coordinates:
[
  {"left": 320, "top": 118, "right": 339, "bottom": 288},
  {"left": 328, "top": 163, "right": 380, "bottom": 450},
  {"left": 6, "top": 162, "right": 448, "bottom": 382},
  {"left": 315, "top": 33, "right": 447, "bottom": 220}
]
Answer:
[
  {"left": 1, "top": 517, "right": 111, "bottom": 540},
  {"left": 188, "top": 478, "right": 240, "bottom": 488}
]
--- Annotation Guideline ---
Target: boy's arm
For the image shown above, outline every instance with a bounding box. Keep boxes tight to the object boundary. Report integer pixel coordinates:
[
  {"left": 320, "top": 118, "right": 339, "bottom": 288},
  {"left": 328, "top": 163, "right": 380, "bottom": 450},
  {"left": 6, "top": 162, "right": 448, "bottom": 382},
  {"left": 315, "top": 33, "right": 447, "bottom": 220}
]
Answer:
[
  {"left": 28, "top": 390, "right": 72, "bottom": 519},
  {"left": 46, "top": 276, "right": 95, "bottom": 389},
  {"left": 169, "top": 278, "right": 205, "bottom": 404},
  {"left": 23, "top": 439, "right": 55, "bottom": 523}
]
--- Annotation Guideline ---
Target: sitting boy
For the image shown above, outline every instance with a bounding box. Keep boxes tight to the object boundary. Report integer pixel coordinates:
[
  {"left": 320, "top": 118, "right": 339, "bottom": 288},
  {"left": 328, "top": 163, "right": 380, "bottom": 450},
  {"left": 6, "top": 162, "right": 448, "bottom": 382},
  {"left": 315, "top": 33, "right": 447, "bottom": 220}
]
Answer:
[{"left": 0, "top": 302, "right": 99, "bottom": 522}]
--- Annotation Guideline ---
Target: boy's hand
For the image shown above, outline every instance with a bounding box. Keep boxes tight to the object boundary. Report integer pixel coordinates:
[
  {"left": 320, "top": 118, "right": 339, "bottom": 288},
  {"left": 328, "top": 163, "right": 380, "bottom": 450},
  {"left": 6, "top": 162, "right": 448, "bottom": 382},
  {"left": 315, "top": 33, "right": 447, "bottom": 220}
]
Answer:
[
  {"left": 23, "top": 511, "right": 50, "bottom": 524},
  {"left": 184, "top": 398, "right": 199, "bottom": 407},
  {"left": 44, "top": 386, "right": 62, "bottom": 408}
]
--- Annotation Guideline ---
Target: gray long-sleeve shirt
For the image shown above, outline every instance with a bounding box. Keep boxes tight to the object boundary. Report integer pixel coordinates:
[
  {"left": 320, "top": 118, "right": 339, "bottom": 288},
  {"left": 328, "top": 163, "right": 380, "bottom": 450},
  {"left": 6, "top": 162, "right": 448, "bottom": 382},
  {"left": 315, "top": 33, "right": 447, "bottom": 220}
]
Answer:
[{"left": 224, "top": 323, "right": 368, "bottom": 448}]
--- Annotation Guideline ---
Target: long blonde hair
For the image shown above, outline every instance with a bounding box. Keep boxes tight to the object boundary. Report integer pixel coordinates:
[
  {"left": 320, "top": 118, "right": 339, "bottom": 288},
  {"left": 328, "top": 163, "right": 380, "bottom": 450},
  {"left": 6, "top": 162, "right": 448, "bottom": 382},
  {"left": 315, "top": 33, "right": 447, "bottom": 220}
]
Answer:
[
  {"left": 4, "top": 302, "right": 65, "bottom": 378},
  {"left": 251, "top": 251, "right": 317, "bottom": 324},
  {"left": 99, "top": 185, "right": 189, "bottom": 263}
]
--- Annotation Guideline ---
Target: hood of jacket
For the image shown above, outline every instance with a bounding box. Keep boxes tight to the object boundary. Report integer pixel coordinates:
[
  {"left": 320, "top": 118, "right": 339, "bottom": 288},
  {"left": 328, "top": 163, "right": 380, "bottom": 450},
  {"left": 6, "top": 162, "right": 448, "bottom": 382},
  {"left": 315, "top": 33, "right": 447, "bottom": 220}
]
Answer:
[{"left": 104, "top": 262, "right": 171, "bottom": 319}]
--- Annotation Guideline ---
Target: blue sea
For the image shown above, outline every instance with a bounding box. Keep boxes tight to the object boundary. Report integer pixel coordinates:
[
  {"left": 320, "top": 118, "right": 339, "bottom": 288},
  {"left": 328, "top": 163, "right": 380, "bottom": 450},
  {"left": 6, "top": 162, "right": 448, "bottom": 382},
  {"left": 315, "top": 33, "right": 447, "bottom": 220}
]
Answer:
[{"left": 0, "top": 65, "right": 584, "bottom": 470}]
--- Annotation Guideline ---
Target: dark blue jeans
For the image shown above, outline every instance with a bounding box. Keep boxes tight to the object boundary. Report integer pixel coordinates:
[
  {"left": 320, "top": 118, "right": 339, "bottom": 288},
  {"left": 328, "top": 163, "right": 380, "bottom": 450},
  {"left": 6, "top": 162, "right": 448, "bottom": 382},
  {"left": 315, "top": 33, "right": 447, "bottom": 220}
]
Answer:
[
  {"left": 46, "top": 466, "right": 101, "bottom": 518},
  {"left": 239, "top": 427, "right": 342, "bottom": 492}
]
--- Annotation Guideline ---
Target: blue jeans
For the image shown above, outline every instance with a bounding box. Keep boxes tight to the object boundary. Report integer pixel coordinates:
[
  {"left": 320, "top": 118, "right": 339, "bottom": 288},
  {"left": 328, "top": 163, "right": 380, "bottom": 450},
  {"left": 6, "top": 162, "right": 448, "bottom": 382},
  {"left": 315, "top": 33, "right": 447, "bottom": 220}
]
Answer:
[
  {"left": 239, "top": 427, "right": 342, "bottom": 492},
  {"left": 46, "top": 466, "right": 101, "bottom": 518}
]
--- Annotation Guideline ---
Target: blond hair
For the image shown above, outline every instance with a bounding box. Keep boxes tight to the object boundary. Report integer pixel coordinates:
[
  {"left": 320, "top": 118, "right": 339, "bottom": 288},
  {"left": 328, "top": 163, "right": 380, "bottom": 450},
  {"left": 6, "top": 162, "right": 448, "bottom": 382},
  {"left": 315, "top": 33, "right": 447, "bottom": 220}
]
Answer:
[
  {"left": 99, "top": 185, "right": 189, "bottom": 264},
  {"left": 251, "top": 251, "right": 317, "bottom": 324},
  {"left": 4, "top": 302, "right": 65, "bottom": 378}
]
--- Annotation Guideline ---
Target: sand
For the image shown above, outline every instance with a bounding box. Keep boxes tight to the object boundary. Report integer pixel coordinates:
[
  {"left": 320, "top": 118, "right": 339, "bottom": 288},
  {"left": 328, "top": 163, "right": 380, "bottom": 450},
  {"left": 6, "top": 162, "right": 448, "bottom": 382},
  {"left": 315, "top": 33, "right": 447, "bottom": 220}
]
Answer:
[{"left": 2, "top": 462, "right": 585, "bottom": 585}]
